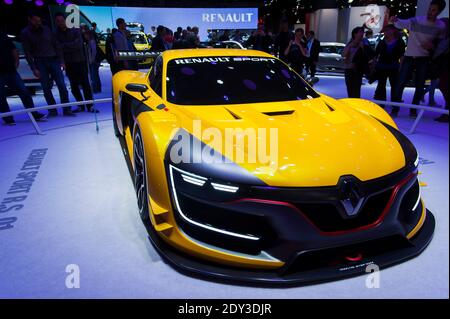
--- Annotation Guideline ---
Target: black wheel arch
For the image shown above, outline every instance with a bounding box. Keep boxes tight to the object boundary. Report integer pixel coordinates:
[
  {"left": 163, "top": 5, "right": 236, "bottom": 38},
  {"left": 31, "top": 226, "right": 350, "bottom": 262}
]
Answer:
[{"left": 118, "top": 91, "right": 154, "bottom": 137}]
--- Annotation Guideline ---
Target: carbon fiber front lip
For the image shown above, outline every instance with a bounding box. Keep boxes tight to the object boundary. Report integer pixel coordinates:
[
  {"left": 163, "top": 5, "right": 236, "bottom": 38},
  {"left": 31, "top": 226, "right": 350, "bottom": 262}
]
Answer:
[{"left": 145, "top": 211, "right": 435, "bottom": 286}]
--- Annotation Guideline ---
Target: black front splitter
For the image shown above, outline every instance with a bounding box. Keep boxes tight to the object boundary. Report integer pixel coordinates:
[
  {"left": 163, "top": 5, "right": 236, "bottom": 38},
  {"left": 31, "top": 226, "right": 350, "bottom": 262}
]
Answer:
[{"left": 145, "top": 211, "right": 435, "bottom": 287}]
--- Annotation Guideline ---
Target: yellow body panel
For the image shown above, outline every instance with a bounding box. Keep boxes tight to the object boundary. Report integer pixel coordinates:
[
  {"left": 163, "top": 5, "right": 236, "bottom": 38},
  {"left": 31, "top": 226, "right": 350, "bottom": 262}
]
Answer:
[
  {"left": 112, "top": 49, "right": 426, "bottom": 269},
  {"left": 164, "top": 98, "right": 405, "bottom": 187}
]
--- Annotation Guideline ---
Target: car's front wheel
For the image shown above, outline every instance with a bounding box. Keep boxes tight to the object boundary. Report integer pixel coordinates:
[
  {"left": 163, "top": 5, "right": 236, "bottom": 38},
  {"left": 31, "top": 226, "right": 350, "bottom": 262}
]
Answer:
[{"left": 133, "top": 128, "right": 150, "bottom": 222}]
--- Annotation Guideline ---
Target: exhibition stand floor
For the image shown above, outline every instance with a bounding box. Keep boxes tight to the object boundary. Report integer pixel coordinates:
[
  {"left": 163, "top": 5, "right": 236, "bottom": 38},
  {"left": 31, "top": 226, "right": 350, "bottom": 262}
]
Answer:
[{"left": 0, "top": 67, "right": 448, "bottom": 298}]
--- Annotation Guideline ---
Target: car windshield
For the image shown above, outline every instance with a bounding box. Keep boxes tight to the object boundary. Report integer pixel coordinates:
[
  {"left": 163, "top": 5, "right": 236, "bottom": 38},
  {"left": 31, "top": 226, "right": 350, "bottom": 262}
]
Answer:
[{"left": 166, "top": 56, "right": 319, "bottom": 105}]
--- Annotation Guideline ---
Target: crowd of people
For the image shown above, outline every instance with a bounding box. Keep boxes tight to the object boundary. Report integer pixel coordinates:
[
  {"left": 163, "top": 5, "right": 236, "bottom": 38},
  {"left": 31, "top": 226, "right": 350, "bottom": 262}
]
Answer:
[
  {"left": 106, "top": 19, "right": 322, "bottom": 81},
  {"left": 342, "top": 0, "right": 448, "bottom": 122},
  {"left": 206, "top": 22, "right": 322, "bottom": 81},
  {"left": 0, "top": 11, "right": 103, "bottom": 126},
  {"left": 1, "top": 0, "right": 449, "bottom": 126},
  {"left": 105, "top": 20, "right": 203, "bottom": 75}
]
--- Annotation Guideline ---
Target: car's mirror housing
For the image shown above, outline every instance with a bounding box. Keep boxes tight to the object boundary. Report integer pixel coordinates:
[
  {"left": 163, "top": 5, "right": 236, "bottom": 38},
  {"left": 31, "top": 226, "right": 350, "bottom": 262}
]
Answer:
[{"left": 126, "top": 83, "right": 149, "bottom": 93}]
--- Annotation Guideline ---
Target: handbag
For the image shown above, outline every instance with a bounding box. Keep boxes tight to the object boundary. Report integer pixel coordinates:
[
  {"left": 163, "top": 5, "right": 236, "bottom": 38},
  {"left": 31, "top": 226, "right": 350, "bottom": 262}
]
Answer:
[{"left": 352, "top": 46, "right": 370, "bottom": 76}]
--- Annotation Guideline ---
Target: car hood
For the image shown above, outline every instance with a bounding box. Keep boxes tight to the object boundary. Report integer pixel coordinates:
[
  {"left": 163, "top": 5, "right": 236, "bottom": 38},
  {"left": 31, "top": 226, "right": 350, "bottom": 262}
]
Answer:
[{"left": 167, "top": 96, "right": 406, "bottom": 187}]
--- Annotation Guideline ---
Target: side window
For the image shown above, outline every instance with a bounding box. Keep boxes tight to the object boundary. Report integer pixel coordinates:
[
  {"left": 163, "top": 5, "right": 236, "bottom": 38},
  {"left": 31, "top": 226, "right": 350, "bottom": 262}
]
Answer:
[{"left": 149, "top": 56, "right": 163, "bottom": 97}]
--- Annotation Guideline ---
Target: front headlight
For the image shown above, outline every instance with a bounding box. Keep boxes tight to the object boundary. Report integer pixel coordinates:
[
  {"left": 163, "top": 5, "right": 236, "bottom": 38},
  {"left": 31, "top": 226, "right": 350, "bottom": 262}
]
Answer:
[
  {"left": 170, "top": 165, "right": 240, "bottom": 193},
  {"left": 414, "top": 153, "right": 419, "bottom": 168},
  {"left": 169, "top": 164, "right": 240, "bottom": 195}
]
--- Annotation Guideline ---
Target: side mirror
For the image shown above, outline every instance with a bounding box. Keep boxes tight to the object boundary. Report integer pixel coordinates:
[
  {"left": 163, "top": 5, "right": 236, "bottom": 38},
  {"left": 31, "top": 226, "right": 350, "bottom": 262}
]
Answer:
[{"left": 126, "top": 83, "right": 148, "bottom": 93}]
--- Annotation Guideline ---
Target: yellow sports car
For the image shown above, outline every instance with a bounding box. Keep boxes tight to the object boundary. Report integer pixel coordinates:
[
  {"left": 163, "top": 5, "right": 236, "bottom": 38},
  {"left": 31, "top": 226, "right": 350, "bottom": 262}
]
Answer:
[{"left": 112, "top": 49, "right": 434, "bottom": 285}]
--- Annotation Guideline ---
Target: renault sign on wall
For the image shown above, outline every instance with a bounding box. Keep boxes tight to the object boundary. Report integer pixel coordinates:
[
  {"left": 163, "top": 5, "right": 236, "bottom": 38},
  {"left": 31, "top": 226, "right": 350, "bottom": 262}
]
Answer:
[{"left": 201, "top": 12, "right": 255, "bottom": 23}]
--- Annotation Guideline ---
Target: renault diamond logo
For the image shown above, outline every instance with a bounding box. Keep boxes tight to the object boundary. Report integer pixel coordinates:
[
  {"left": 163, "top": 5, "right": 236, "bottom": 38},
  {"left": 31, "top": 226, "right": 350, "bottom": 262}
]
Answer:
[{"left": 339, "top": 178, "right": 364, "bottom": 217}]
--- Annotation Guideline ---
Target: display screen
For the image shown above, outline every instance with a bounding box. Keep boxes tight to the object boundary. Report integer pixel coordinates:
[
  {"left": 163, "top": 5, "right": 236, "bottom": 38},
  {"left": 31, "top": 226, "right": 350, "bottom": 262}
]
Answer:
[
  {"left": 50, "top": 6, "right": 258, "bottom": 41},
  {"left": 166, "top": 56, "right": 319, "bottom": 105}
]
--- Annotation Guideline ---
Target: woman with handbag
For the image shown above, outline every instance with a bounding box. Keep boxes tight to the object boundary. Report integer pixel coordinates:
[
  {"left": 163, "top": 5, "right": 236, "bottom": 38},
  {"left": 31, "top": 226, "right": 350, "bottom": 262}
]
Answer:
[
  {"left": 284, "top": 28, "right": 309, "bottom": 77},
  {"left": 373, "top": 24, "right": 405, "bottom": 107},
  {"left": 342, "top": 27, "right": 367, "bottom": 98}
]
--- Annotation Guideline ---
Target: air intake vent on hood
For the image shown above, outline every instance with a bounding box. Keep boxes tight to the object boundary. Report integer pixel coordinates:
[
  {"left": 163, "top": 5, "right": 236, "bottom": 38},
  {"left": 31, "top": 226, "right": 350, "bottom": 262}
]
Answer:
[
  {"left": 262, "top": 110, "right": 295, "bottom": 116},
  {"left": 324, "top": 102, "right": 335, "bottom": 112},
  {"left": 225, "top": 108, "right": 242, "bottom": 120}
]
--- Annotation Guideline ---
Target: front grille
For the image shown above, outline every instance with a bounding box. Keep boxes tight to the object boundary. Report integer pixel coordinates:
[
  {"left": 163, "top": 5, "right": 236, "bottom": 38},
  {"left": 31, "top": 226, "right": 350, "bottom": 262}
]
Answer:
[{"left": 293, "top": 187, "right": 393, "bottom": 233}]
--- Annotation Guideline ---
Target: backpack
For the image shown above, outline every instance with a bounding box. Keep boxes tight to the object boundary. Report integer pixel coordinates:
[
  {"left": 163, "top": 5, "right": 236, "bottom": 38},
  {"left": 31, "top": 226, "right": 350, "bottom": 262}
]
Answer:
[{"left": 352, "top": 45, "right": 371, "bottom": 75}]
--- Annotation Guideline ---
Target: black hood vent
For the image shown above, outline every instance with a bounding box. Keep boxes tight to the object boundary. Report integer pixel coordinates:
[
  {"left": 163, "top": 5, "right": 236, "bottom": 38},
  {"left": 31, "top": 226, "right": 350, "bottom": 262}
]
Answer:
[
  {"left": 263, "top": 110, "right": 295, "bottom": 116},
  {"left": 324, "top": 102, "right": 335, "bottom": 112},
  {"left": 225, "top": 108, "right": 242, "bottom": 120}
]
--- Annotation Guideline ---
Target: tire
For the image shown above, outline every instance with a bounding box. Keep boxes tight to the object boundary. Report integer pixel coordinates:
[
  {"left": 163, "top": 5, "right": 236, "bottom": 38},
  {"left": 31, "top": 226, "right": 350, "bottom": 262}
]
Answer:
[
  {"left": 112, "top": 101, "right": 120, "bottom": 137},
  {"left": 133, "top": 128, "right": 150, "bottom": 222}
]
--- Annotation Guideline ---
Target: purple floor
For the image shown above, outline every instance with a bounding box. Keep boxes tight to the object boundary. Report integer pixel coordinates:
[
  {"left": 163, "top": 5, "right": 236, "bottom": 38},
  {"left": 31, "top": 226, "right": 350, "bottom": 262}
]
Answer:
[{"left": 0, "top": 66, "right": 448, "bottom": 298}]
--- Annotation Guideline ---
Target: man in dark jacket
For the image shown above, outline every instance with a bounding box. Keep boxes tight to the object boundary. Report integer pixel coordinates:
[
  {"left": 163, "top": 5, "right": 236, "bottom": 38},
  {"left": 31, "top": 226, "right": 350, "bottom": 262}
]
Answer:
[
  {"left": 54, "top": 12, "right": 95, "bottom": 113},
  {"left": 274, "top": 22, "right": 293, "bottom": 62},
  {"left": 105, "top": 28, "right": 118, "bottom": 74},
  {"left": 306, "top": 31, "right": 320, "bottom": 78},
  {"left": 174, "top": 27, "right": 182, "bottom": 40},
  {"left": 218, "top": 30, "right": 230, "bottom": 42},
  {"left": 21, "top": 12, "right": 73, "bottom": 116},
  {"left": 246, "top": 23, "right": 273, "bottom": 53},
  {"left": 151, "top": 25, "right": 167, "bottom": 52},
  {"left": 0, "top": 32, "right": 47, "bottom": 125}
]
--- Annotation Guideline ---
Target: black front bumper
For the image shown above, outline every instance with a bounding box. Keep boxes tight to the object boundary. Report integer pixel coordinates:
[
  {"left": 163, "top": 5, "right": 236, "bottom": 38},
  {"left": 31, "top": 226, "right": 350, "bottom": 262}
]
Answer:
[{"left": 147, "top": 209, "right": 434, "bottom": 286}]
